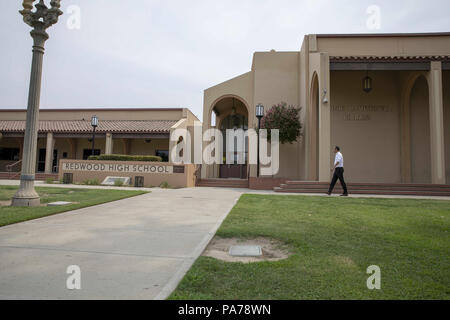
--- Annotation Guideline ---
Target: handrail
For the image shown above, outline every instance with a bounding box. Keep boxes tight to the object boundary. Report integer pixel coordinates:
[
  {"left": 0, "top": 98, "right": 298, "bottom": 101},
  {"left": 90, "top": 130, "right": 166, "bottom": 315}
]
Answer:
[{"left": 6, "top": 160, "right": 22, "bottom": 173}]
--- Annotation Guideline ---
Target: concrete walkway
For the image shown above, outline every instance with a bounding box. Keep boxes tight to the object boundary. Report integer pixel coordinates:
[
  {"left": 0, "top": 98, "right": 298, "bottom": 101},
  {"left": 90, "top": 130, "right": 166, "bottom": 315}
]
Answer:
[{"left": 0, "top": 187, "right": 243, "bottom": 299}]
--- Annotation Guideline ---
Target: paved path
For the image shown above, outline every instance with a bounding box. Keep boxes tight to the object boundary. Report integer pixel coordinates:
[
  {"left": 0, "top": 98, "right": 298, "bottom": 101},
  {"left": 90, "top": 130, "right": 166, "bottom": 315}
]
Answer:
[{"left": 0, "top": 187, "right": 243, "bottom": 299}]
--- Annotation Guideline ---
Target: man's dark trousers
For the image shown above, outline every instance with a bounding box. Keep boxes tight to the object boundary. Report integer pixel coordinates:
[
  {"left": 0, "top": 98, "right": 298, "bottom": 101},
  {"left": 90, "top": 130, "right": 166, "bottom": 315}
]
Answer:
[{"left": 328, "top": 167, "right": 348, "bottom": 194}]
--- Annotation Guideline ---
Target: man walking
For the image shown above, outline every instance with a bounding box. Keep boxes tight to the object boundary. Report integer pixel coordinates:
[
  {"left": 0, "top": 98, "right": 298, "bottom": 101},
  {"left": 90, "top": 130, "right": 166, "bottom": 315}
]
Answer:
[{"left": 327, "top": 146, "right": 348, "bottom": 196}]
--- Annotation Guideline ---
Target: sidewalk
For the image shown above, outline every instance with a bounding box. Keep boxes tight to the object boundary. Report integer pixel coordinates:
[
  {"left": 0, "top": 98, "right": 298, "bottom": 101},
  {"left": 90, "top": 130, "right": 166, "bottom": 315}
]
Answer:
[{"left": 0, "top": 187, "right": 243, "bottom": 299}]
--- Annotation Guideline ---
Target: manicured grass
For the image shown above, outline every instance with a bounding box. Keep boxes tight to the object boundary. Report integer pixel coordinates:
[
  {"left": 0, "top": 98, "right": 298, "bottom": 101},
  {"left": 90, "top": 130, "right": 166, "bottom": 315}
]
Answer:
[
  {"left": 170, "top": 194, "right": 450, "bottom": 300},
  {"left": 0, "top": 186, "right": 148, "bottom": 227}
]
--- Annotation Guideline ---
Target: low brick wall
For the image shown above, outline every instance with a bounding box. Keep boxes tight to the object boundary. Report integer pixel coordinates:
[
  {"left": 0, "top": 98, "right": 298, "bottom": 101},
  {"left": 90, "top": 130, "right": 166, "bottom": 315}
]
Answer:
[
  {"left": 59, "top": 159, "right": 196, "bottom": 188},
  {"left": 249, "top": 177, "right": 287, "bottom": 190}
]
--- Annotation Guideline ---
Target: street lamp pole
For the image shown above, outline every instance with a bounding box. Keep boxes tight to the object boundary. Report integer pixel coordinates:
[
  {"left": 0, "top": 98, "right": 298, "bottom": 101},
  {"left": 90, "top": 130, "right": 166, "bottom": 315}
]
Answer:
[
  {"left": 12, "top": 0, "right": 63, "bottom": 207},
  {"left": 255, "top": 104, "right": 265, "bottom": 178},
  {"left": 91, "top": 115, "right": 98, "bottom": 157}
]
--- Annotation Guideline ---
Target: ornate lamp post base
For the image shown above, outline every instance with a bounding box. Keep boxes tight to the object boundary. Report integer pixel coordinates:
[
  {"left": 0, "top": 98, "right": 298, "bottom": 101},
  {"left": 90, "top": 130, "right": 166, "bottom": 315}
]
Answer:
[
  {"left": 12, "top": 175, "right": 40, "bottom": 207},
  {"left": 12, "top": 194, "right": 40, "bottom": 207}
]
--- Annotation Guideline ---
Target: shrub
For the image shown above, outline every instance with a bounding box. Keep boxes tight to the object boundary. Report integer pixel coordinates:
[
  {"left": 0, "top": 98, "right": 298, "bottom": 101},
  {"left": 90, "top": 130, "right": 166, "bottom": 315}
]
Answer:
[
  {"left": 45, "top": 177, "right": 54, "bottom": 184},
  {"left": 88, "top": 154, "right": 162, "bottom": 162},
  {"left": 114, "top": 180, "right": 124, "bottom": 187},
  {"left": 83, "top": 178, "right": 100, "bottom": 186},
  {"left": 159, "top": 181, "right": 170, "bottom": 189},
  {"left": 261, "top": 102, "right": 302, "bottom": 144}
]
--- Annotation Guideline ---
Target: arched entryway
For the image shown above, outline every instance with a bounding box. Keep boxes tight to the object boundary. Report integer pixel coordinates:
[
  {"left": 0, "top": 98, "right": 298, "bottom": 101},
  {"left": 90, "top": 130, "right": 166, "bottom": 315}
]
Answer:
[{"left": 209, "top": 95, "right": 249, "bottom": 179}]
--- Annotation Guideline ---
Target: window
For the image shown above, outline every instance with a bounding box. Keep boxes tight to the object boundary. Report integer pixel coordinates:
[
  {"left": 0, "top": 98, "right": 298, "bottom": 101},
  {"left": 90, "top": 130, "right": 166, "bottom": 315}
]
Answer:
[
  {"left": 156, "top": 150, "right": 169, "bottom": 162},
  {"left": 83, "top": 149, "right": 100, "bottom": 160},
  {"left": 0, "top": 148, "right": 20, "bottom": 161}
]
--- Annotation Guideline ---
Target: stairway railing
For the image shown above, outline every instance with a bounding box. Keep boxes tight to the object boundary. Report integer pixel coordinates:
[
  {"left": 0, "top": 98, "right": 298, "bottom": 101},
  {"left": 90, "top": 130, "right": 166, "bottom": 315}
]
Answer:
[{"left": 5, "top": 160, "right": 22, "bottom": 179}]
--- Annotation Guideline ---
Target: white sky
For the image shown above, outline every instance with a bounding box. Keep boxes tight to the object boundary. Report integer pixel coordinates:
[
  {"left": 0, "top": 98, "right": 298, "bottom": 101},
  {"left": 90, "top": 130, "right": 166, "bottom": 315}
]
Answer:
[{"left": 0, "top": 0, "right": 449, "bottom": 119}]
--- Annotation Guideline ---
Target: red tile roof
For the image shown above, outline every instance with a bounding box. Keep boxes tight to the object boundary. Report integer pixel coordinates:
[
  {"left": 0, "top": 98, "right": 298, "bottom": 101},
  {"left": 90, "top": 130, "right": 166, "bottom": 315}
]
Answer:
[
  {"left": 0, "top": 120, "right": 177, "bottom": 134},
  {"left": 330, "top": 55, "right": 450, "bottom": 62}
]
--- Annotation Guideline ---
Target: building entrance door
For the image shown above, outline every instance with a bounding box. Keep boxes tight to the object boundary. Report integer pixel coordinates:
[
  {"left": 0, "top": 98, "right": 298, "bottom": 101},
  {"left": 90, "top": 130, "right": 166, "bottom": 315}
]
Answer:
[
  {"left": 37, "top": 149, "right": 46, "bottom": 172},
  {"left": 219, "top": 164, "right": 247, "bottom": 179}
]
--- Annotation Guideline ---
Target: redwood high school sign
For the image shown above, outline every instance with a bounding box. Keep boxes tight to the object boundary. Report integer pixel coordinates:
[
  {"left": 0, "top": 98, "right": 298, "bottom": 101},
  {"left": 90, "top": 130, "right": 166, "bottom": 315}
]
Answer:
[{"left": 62, "top": 162, "right": 173, "bottom": 174}]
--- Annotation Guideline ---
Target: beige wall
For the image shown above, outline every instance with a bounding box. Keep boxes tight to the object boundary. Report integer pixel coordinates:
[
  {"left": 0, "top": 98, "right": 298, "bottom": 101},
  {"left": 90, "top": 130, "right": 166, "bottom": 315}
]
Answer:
[
  {"left": 253, "top": 51, "right": 302, "bottom": 179},
  {"left": 129, "top": 139, "right": 169, "bottom": 156},
  {"left": 330, "top": 71, "right": 402, "bottom": 183},
  {"left": 316, "top": 35, "right": 450, "bottom": 57}
]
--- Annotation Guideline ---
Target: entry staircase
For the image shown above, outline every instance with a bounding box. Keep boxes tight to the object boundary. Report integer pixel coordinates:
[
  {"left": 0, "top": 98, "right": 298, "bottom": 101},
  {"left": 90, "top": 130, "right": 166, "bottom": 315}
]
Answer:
[
  {"left": 274, "top": 181, "right": 450, "bottom": 197},
  {"left": 197, "top": 178, "right": 249, "bottom": 188}
]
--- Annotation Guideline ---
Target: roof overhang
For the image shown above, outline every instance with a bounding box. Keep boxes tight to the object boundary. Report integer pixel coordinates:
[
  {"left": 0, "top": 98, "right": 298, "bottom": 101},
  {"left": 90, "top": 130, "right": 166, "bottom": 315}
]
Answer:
[{"left": 330, "top": 56, "right": 450, "bottom": 71}]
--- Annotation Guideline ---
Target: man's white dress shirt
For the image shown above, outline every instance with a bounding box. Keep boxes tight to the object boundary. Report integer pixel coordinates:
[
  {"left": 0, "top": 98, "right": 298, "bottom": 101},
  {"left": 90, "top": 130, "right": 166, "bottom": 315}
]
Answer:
[{"left": 334, "top": 152, "right": 344, "bottom": 168}]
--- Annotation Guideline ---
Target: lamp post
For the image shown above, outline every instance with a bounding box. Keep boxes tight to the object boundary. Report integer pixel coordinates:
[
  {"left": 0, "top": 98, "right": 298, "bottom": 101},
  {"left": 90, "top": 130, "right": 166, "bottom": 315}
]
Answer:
[
  {"left": 12, "top": 0, "right": 63, "bottom": 207},
  {"left": 91, "top": 115, "right": 98, "bottom": 157},
  {"left": 255, "top": 104, "right": 265, "bottom": 177}
]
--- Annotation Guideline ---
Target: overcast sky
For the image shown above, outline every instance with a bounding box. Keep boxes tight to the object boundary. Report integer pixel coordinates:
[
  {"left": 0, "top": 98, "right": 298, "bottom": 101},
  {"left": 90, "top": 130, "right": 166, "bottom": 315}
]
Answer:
[{"left": 0, "top": 0, "right": 449, "bottom": 119}]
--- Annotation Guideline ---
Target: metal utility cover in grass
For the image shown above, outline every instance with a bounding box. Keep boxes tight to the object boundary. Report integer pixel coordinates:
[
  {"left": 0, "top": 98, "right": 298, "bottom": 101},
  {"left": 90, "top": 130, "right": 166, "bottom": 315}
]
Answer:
[
  {"left": 229, "top": 245, "right": 262, "bottom": 257},
  {"left": 47, "top": 201, "right": 72, "bottom": 206}
]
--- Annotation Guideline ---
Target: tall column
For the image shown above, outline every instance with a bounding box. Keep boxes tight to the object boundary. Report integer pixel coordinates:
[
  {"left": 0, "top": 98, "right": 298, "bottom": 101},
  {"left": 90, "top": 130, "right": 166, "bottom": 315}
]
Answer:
[
  {"left": 44, "top": 132, "right": 54, "bottom": 173},
  {"left": 105, "top": 133, "right": 113, "bottom": 155},
  {"left": 13, "top": 1, "right": 62, "bottom": 207},
  {"left": 12, "top": 32, "right": 48, "bottom": 206},
  {"left": 427, "top": 61, "right": 446, "bottom": 184},
  {"left": 317, "top": 53, "right": 331, "bottom": 182}
]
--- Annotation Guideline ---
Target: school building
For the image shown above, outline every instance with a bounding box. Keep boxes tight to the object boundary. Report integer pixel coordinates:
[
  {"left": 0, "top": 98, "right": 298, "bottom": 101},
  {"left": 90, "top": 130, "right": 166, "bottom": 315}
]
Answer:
[
  {"left": 0, "top": 108, "right": 198, "bottom": 179},
  {"left": 199, "top": 32, "right": 450, "bottom": 194}
]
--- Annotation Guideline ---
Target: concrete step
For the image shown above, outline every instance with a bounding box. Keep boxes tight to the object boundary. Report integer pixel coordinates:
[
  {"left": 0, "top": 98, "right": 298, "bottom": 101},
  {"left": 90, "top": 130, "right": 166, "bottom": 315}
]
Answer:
[
  {"left": 197, "top": 179, "right": 249, "bottom": 188},
  {"left": 284, "top": 181, "right": 450, "bottom": 189},
  {"left": 279, "top": 184, "right": 450, "bottom": 192},
  {"left": 274, "top": 187, "right": 450, "bottom": 197}
]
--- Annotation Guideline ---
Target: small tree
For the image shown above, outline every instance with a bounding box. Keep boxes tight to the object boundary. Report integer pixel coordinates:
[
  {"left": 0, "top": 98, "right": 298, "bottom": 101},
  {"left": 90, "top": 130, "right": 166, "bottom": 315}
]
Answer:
[{"left": 261, "top": 102, "right": 302, "bottom": 144}]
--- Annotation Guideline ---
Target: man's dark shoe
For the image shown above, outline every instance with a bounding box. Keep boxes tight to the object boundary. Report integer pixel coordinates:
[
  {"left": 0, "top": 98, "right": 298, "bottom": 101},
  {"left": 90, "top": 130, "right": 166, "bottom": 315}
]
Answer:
[
  {"left": 326, "top": 192, "right": 331, "bottom": 196},
  {"left": 340, "top": 194, "right": 349, "bottom": 197}
]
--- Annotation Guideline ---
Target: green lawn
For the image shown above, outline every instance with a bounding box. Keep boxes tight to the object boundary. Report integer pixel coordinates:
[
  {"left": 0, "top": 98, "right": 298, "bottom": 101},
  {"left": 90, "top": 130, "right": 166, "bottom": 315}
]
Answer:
[
  {"left": 0, "top": 186, "right": 148, "bottom": 227},
  {"left": 170, "top": 194, "right": 450, "bottom": 300}
]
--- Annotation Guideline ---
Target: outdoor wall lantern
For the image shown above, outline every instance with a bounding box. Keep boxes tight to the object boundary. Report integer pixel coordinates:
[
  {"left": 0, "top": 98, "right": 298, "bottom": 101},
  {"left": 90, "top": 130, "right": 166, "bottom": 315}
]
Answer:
[
  {"left": 322, "top": 89, "right": 329, "bottom": 104},
  {"left": 363, "top": 72, "right": 373, "bottom": 93},
  {"left": 91, "top": 115, "right": 98, "bottom": 156},
  {"left": 255, "top": 103, "right": 265, "bottom": 177}
]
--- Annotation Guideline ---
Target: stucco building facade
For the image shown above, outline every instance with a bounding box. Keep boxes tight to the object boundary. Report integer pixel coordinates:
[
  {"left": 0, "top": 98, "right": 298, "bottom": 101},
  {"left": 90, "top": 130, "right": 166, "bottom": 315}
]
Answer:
[
  {"left": 201, "top": 33, "right": 450, "bottom": 187},
  {"left": 0, "top": 108, "right": 198, "bottom": 177}
]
